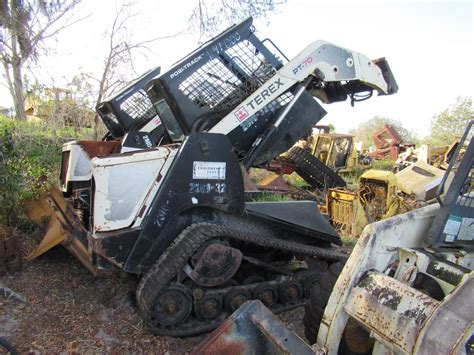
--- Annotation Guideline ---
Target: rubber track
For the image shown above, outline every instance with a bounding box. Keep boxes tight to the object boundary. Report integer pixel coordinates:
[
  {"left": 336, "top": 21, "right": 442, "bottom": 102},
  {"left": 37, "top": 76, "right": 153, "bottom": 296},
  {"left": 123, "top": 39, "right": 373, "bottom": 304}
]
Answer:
[
  {"left": 287, "top": 147, "right": 346, "bottom": 189},
  {"left": 137, "top": 219, "right": 346, "bottom": 336},
  {"left": 303, "top": 262, "right": 344, "bottom": 344}
]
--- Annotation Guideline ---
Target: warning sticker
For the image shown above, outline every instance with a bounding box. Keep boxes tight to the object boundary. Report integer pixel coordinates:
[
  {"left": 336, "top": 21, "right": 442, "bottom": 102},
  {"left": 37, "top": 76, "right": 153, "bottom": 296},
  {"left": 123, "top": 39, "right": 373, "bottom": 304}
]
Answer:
[
  {"left": 458, "top": 217, "right": 474, "bottom": 241},
  {"left": 192, "top": 161, "right": 226, "bottom": 180}
]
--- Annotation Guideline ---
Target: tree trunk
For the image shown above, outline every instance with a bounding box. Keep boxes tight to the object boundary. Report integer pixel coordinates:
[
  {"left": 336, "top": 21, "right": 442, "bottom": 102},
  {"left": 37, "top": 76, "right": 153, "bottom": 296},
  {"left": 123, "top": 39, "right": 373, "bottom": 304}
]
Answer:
[{"left": 11, "top": 59, "right": 27, "bottom": 120}]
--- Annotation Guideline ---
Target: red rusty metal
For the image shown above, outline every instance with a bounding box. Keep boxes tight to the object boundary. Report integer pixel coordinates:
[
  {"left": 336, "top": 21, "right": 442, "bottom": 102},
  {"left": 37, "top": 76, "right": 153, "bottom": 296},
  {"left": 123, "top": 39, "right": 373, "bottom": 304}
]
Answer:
[
  {"left": 372, "top": 125, "right": 402, "bottom": 150},
  {"left": 191, "top": 300, "right": 314, "bottom": 354},
  {"left": 75, "top": 140, "right": 121, "bottom": 159},
  {"left": 257, "top": 175, "right": 293, "bottom": 192}
]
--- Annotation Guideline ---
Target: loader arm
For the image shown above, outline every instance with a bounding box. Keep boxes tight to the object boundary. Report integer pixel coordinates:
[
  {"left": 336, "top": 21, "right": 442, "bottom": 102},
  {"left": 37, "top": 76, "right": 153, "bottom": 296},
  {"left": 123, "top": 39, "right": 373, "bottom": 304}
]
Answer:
[
  {"left": 208, "top": 41, "right": 397, "bottom": 169},
  {"left": 210, "top": 40, "right": 396, "bottom": 136}
]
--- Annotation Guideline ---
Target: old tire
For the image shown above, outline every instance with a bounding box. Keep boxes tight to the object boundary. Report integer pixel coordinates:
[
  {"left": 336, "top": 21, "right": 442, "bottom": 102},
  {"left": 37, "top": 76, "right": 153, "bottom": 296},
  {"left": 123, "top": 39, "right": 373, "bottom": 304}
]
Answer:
[
  {"left": 303, "top": 262, "right": 344, "bottom": 345},
  {"left": 287, "top": 147, "right": 346, "bottom": 189}
]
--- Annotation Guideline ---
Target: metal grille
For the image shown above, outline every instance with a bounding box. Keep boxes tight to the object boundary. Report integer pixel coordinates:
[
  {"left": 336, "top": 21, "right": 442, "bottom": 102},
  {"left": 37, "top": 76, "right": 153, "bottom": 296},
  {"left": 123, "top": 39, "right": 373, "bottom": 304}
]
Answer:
[
  {"left": 119, "top": 90, "right": 157, "bottom": 121},
  {"left": 225, "top": 40, "right": 276, "bottom": 83},
  {"left": 458, "top": 166, "right": 473, "bottom": 207},
  {"left": 454, "top": 126, "right": 473, "bottom": 208},
  {"left": 179, "top": 58, "right": 243, "bottom": 109},
  {"left": 179, "top": 40, "right": 277, "bottom": 111}
]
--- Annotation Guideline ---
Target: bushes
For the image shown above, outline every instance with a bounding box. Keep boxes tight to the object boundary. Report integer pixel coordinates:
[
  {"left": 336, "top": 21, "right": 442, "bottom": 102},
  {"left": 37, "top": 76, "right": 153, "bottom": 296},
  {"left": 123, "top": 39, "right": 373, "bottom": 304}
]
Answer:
[
  {"left": 371, "top": 159, "right": 394, "bottom": 171},
  {"left": 0, "top": 115, "right": 93, "bottom": 226}
]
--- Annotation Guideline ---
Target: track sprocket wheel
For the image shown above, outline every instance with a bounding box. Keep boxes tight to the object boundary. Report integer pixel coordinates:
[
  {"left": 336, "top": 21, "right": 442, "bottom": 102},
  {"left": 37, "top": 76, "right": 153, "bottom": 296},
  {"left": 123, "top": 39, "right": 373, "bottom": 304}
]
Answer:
[
  {"left": 224, "top": 288, "right": 252, "bottom": 313},
  {"left": 150, "top": 284, "right": 192, "bottom": 326},
  {"left": 194, "top": 293, "right": 222, "bottom": 320},
  {"left": 253, "top": 283, "right": 278, "bottom": 308}
]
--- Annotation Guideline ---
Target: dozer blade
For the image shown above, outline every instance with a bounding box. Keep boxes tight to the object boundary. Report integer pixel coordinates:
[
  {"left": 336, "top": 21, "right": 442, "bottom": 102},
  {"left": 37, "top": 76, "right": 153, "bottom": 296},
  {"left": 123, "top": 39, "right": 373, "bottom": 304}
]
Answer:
[{"left": 23, "top": 189, "right": 97, "bottom": 275}]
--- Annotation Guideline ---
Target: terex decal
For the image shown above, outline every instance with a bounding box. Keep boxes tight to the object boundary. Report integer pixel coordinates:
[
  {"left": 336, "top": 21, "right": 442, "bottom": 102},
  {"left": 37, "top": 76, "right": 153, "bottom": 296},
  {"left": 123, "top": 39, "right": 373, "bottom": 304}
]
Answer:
[
  {"left": 247, "top": 78, "right": 285, "bottom": 110},
  {"left": 232, "top": 78, "right": 286, "bottom": 124},
  {"left": 234, "top": 106, "right": 249, "bottom": 122},
  {"left": 292, "top": 55, "right": 313, "bottom": 75}
]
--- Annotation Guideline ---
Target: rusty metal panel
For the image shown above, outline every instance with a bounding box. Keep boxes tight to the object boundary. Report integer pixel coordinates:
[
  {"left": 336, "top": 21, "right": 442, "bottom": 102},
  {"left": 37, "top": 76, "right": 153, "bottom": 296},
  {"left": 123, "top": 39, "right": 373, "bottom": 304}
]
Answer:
[
  {"left": 192, "top": 300, "right": 313, "bottom": 355},
  {"left": 23, "top": 189, "right": 97, "bottom": 275},
  {"left": 344, "top": 271, "right": 439, "bottom": 354},
  {"left": 0, "top": 225, "right": 22, "bottom": 276},
  {"left": 415, "top": 272, "right": 474, "bottom": 354}
]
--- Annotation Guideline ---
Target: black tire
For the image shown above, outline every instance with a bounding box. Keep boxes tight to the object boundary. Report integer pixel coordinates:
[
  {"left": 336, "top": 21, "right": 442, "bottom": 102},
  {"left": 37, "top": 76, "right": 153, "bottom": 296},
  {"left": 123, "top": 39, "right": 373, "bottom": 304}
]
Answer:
[
  {"left": 287, "top": 147, "right": 346, "bottom": 189},
  {"left": 303, "top": 262, "right": 344, "bottom": 345},
  {"left": 0, "top": 337, "right": 18, "bottom": 355}
]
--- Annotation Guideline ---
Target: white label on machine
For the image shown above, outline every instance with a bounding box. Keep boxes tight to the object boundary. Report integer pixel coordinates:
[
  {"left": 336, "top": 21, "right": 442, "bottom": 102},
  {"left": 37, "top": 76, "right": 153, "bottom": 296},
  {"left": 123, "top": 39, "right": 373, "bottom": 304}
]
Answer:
[
  {"left": 445, "top": 234, "right": 455, "bottom": 242},
  {"left": 192, "top": 161, "right": 226, "bottom": 180},
  {"left": 458, "top": 218, "right": 474, "bottom": 241},
  {"left": 443, "top": 215, "right": 462, "bottom": 236}
]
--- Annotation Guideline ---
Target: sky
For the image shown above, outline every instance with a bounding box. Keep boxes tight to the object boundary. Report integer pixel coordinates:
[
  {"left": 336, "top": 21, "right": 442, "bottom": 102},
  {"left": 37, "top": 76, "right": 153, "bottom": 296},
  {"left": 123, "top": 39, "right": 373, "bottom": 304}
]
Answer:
[{"left": 1, "top": 0, "right": 472, "bottom": 138}]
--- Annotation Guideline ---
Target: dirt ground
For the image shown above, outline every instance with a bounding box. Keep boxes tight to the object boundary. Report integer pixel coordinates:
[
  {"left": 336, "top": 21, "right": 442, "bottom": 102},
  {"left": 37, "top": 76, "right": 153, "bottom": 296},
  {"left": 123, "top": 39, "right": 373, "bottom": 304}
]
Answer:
[{"left": 0, "top": 242, "right": 336, "bottom": 354}]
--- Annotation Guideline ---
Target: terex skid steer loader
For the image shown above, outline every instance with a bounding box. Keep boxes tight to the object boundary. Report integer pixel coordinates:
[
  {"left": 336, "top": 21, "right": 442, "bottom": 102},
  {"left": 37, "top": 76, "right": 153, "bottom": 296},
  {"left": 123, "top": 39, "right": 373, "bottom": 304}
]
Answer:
[{"left": 25, "top": 17, "right": 397, "bottom": 336}]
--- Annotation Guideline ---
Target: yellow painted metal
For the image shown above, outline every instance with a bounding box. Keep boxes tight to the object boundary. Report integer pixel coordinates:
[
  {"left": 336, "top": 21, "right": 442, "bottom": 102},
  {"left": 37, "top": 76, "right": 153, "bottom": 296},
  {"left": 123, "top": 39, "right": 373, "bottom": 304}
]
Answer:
[
  {"left": 326, "top": 189, "right": 368, "bottom": 237},
  {"left": 23, "top": 189, "right": 97, "bottom": 275},
  {"left": 304, "top": 132, "right": 369, "bottom": 173},
  {"left": 25, "top": 220, "right": 67, "bottom": 261},
  {"left": 325, "top": 169, "right": 403, "bottom": 237}
]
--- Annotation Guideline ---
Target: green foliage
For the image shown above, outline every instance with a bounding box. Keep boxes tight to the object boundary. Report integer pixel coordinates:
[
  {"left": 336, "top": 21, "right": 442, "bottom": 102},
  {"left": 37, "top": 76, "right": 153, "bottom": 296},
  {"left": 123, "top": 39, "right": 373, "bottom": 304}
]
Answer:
[
  {"left": 283, "top": 173, "right": 310, "bottom": 189},
  {"left": 371, "top": 159, "right": 395, "bottom": 171},
  {"left": 250, "top": 192, "right": 291, "bottom": 202},
  {"left": 349, "top": 116, "right": 418, "bottom": 148},
  {"left": 0, "top": 115, "right": 93, "bottom": 226},
  {"left": 342, "top": 166, "right": 366, "bottom": 186},
  {"left": 425, "top": 96, "right": 473, "bottom": 146},
  {"left": 340, "top": 235, "right": 358, "bottom": 248}
]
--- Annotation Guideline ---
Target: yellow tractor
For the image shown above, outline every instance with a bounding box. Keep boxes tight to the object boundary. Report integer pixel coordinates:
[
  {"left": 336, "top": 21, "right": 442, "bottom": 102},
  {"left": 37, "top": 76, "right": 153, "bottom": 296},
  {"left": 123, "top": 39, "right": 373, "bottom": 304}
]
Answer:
[
  {"left": 304, "top": 132, "right": 371, "bottom": 175},
  {"left": 322, "top": 169, "right": 405, "bottom": 237}
]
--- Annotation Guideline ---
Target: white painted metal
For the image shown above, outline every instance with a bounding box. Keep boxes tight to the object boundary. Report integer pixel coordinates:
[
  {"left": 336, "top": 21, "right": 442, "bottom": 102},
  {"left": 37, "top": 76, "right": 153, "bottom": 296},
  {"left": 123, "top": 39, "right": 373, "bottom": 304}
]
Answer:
[
  {"left": 92, "top": 147, "right": 177, "bottom": 232},
  {"left": 316, "top": 203, "right": 474, "bottom": 354},
  {"left": 60, "top": 141, "right": 93, "bottom": 191},
  {"left": 210, "top": 40, "right": 389, "bottom": 136}
]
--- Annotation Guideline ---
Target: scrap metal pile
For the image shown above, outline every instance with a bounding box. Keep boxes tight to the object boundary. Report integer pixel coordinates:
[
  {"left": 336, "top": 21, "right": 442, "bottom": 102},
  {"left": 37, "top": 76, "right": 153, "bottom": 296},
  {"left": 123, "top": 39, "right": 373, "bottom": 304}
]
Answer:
[{"left": 252, "top": 123, "right": 467, "bottom": 238}]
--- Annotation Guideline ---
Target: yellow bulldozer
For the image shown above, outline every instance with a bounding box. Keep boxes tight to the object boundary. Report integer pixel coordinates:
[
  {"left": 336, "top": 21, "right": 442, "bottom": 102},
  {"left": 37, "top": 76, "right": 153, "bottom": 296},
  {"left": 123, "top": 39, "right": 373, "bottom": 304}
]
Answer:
[
  {"left": 303, "top": 130, "right": 371, "bottom": 175},
  {"left": 321, "top": 169, "right": 405, "bottom": 237}
]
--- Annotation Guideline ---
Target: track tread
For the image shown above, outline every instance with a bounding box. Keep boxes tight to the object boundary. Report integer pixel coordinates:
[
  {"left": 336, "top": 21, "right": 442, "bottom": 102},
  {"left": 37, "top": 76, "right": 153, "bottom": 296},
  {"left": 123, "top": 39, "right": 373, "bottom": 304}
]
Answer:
[
  {"left": 303, "top": 261, "right": 344, "bottom": 345},
  {"left": 287, "top": 147, "right": 346, "bottom": 189},
  {"left": 137, "top": 218, "right": 346, "bottom": 336}
]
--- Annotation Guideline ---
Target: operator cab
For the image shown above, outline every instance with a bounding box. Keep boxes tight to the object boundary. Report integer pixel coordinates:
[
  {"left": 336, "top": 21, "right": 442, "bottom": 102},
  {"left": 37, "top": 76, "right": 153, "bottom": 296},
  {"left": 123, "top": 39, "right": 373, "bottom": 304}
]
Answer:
[
  {"left": 96, "top": 66, "right": 169, "bottom": 152},
  {"left": 144, "top": 18, "right": 328, "bottom": 166}
]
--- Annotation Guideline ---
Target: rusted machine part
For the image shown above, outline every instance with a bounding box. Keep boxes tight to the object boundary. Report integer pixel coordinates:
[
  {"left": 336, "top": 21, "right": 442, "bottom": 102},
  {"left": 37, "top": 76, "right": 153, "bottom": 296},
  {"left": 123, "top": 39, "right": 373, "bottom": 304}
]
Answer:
[
  {"left": 252, "top": 283, "right": 278, "bottom": 307},
  {"left": 344, "top": 271, "right": 439, "bottom": 353},
  {"left": 247, "top": 160, "right": 296, "bottom": 192},
  {"left": 414, "top": 272, "right": 474, "bottom": 354},
  {"left": 368, "top": 124, "right": 404, "bottom": 160},
  {"left": 372, "top": 124, "right": 402, "bottom": 150},
  {"left": 224, "top": 288, "right": 252, "bottom": 313},
  {"left": 191, "top": 300, "right": 314, "bottom": 355},
  {"left": 151, "top": 284, "right": 193, "bottom": 326},
  {"left": 23, "top": 189, "right": 97, "bottom": 275},
  {"left": 0, "top": 224, "right": 22, "bottom": 276},
  {"left": 194, "top": 293, "right": 223, "bottom": 320},
  {"left": 256, "top": 174, "right": 293, "bottom": 191},
  {"left": 186, "top": 242, "right": 242, "bottom": 287}
]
